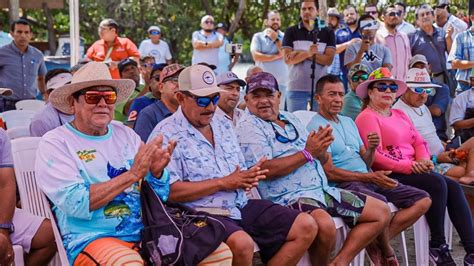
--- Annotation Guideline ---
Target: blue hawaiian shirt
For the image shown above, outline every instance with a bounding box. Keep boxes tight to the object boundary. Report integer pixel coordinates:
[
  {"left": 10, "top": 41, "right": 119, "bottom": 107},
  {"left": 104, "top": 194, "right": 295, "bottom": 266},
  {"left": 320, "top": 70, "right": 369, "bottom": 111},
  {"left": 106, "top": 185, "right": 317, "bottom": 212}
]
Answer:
[
  {"left": 235, "top": 110, "right": 340, "bottom": 206},
  {"left": 148, "top": 107, "right": 248, "bottom": 219}
]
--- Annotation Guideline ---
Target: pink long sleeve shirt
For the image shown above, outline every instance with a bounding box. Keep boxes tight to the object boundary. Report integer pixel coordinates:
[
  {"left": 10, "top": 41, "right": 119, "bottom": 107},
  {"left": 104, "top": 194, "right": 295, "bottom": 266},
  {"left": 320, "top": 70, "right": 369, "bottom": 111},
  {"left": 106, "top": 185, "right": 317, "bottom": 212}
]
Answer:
[{"left": 355, "top": 108, "right": 430, "bottom": 174}]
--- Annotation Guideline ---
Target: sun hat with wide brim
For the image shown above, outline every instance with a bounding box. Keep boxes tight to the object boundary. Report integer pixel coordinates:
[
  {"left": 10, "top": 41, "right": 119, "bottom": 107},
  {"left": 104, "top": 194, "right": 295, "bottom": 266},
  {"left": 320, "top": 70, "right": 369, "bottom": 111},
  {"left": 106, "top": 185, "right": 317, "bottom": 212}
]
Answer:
[
  {"left": 355, "top": 67, "right": 408, "bottom": 99},
  {"left": 49, "top": 62, "right": 135, "bottom": 115}
]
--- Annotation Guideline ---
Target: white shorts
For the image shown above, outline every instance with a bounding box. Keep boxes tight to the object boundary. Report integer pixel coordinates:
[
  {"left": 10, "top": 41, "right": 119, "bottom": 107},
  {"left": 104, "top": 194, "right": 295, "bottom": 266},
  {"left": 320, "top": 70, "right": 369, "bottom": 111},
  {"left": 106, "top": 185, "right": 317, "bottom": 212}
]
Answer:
[{"left": 11, "top": 208, "right": 45, "bottom": 253}]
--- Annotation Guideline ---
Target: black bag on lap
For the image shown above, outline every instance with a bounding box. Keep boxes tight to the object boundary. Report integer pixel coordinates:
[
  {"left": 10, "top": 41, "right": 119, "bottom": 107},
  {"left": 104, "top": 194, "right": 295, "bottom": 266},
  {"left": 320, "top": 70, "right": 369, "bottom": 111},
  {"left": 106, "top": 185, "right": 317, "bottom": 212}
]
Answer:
[{"left": 140, "top": 180, "right": 226, "bottom": 265}]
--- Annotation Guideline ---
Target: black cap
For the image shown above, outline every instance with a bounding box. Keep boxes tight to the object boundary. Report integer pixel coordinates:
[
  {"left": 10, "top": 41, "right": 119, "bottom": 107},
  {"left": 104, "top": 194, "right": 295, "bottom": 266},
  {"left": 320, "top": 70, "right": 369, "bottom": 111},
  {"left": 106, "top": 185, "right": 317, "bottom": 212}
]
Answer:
[{"left": 118, "top": 58, "right": 138, "bottom": 73}]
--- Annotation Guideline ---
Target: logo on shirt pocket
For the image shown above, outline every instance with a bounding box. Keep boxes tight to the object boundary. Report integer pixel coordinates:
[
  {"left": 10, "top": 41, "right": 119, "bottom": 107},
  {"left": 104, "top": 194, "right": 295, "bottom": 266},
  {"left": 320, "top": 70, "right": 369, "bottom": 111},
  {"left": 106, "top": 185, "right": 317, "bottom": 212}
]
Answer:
[{"left": 77, "top": 149, "right": 97, "bottom": 162}]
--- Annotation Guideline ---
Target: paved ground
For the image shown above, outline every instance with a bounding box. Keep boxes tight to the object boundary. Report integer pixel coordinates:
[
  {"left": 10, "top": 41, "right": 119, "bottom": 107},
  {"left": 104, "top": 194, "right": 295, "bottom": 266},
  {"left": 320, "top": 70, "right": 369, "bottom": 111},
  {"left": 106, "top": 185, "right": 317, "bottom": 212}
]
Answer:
[{"left": 252, "top": 225, "right": 465, "bottom": 265}]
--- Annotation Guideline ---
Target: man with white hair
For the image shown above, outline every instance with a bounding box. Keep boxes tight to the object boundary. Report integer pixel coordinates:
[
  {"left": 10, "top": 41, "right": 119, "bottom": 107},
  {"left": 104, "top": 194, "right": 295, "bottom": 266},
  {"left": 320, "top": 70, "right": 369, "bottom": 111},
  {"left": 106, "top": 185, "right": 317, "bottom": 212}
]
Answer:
[{"left": 191, "top": 15, "right": 224, "bottom": 67}]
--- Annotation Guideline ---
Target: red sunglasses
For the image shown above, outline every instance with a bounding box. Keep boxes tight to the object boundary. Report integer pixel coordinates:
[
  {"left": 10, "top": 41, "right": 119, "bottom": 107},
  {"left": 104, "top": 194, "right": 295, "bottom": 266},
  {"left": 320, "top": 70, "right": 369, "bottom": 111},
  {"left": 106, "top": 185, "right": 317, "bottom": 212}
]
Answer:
[{"left": 82, "top": 91, "right": 117, "bottom": 104}]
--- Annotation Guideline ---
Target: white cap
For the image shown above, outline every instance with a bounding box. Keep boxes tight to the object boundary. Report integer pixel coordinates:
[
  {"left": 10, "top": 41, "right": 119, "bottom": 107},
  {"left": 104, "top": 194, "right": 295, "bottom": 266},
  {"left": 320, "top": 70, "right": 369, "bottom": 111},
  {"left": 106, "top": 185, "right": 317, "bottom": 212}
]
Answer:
[
  {"left": 178, "top": 65, "right": 222, "bottom": 96},
  {"left": 0, "top": 88, "right": 13, "bottom": 96},
  {"left": 147, "top": 25, "right": 161, "bottom": 33},
  {"left": 46, "top": 72, "right": 73, "bottom": 91}
]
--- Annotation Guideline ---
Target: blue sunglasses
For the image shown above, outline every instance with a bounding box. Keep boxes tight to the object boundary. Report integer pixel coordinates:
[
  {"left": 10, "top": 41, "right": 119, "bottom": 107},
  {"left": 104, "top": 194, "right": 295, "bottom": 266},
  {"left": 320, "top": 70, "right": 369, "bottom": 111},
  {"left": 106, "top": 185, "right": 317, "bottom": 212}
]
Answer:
[
  {"left": 372, "top": 83, "right": 399, "bottom": 93},
  {"left": 412, "top": 87, "right": 435, "bottom": 96},
  {"left": 270, "top": 120, "right": 299, "bottom": 143},
  {"left": 184, "top": 92, "right": 220, "bottom": 107}
]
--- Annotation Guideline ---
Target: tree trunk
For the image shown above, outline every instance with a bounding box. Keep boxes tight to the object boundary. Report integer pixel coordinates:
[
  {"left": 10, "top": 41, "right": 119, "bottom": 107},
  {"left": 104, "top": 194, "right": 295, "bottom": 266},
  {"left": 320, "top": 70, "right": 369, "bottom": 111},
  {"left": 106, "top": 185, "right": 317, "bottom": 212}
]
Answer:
[
  {"left": 228, "top": 0, "right": 246, "bottom": 41},
  {"left": 8, "top": 0, "right": 19, "bottom": 23},
  {"left": 262, "top": 0, "right": 270, "bottom": 20},
  {"left": 202, "top": 0, "right": 213, "bottom": 16},
  {"left": 319, "top": 0, "right": 327, "bottom": 23},
  {"left": 42, "top": 2, "right": 57, "bottom": 55}
]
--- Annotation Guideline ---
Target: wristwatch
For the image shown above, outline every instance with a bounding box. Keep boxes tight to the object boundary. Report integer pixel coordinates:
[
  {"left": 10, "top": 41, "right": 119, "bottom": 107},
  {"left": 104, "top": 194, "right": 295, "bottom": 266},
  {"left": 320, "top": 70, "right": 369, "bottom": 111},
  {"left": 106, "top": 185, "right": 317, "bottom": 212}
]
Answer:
[{"left": 0, "top": 223, "right": 14, "bottom": 234}]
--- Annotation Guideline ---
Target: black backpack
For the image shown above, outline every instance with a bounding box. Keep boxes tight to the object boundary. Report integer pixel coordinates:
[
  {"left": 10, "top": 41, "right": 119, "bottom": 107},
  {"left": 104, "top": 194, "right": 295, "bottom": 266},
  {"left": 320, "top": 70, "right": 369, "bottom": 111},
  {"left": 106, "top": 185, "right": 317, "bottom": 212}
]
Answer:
[{"left": 140, "top": 180, "right": 227, "bottom": 265}]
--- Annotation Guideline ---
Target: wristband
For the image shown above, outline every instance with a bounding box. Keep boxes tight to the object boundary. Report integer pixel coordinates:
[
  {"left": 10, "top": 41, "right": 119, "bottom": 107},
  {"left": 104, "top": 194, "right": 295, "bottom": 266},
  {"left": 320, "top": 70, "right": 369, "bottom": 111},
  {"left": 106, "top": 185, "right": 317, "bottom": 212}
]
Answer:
[
  {"left": 301, "top": 149, "right": 314, "bottom": 163},
  {"left": 431, "top": 155, "right": 437, "bottom": 165}
]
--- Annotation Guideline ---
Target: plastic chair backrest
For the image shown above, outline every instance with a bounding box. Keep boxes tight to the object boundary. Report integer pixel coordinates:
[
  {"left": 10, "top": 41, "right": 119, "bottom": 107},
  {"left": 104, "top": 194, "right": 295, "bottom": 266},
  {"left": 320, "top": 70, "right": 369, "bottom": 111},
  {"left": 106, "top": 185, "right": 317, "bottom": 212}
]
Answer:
[
  {"left": 293, "top": 110, "right": 317, "bottom": 127},
  {"left": 6, "top": 126, "right": 31, "bottom": 140},
  {"left": 11, "top": 137, "right": 69, "bottom": 265},
  {"left": 0, "top": 110, "right": 36, "bottom": 129},
  {"left": 15, "top": 99, "right": 45, "bottom": 112}
]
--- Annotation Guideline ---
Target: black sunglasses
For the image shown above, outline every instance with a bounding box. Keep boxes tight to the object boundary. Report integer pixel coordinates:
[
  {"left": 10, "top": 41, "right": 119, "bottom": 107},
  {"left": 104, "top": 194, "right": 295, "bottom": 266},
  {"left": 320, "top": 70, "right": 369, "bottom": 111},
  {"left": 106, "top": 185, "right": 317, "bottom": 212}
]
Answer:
[
  {"left": 270, "top": 120, "right": 299, "bottom": 143},
  {"left": 372, "top": 83, "right": 399, "bottom": 93}
]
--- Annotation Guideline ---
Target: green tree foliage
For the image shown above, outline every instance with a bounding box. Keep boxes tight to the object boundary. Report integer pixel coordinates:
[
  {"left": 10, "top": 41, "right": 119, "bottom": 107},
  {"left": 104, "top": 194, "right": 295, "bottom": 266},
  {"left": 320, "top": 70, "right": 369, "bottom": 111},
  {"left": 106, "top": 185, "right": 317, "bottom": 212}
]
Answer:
[{"left": 0, "top": 0, "right": 469, "bottom": 64}]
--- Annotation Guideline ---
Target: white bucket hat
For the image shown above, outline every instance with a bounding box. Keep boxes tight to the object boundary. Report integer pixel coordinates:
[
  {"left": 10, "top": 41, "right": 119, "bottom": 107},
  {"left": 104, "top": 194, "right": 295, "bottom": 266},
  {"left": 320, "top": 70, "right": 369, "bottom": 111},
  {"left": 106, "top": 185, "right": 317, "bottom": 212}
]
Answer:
[
  {"left": 406, "top": 68, "right": 442, "bottom": 89},
  {"left": 49, "top": 62, "right": 135, "bottom": 115}
]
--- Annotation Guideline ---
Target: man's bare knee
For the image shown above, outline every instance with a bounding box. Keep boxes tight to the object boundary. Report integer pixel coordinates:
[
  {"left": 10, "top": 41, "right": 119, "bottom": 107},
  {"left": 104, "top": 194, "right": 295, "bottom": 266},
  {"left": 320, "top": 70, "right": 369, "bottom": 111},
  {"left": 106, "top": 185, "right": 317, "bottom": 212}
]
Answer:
[{"left": 226, "top": 231, "right": 255, "bottom": 258}]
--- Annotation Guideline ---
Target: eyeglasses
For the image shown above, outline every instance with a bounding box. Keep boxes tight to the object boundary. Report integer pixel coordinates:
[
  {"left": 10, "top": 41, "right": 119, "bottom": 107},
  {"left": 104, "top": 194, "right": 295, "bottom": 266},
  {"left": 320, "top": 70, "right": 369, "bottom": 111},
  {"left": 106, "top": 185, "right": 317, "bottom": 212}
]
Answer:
[
  {"left": 372, "top": 83, "right": 399, "bottom": 93},
  {"left": 411, "top": 87, "right": 436, "bottom": 96},
  {"left": 183, "top": 92, "right": 220, "bottom": 107},
  {"left": 81, "top": 90, "right": 117, "bottom": 104},
  {"left": 270, "top": 120, "right": 299, "bottom": 143},
  {"left": 205, "top": 20, "right": 214, "bottom": 24},
  {"left": 149, "top": 30, "right": 160, "bottom": 35},
  {"left": 387, "top": 11, "right": 402, "bottom": 17},
  {"left": 351, "top": 73, "right": 369, "bottom": 82}
]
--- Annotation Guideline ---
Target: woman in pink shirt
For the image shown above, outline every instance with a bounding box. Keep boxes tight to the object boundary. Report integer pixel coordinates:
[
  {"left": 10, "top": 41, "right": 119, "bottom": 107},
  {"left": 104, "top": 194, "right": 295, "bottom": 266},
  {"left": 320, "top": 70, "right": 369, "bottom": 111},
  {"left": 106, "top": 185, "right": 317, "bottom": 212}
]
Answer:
[{"left": 355, "top": 68, "right": 474, "bottom": 265}]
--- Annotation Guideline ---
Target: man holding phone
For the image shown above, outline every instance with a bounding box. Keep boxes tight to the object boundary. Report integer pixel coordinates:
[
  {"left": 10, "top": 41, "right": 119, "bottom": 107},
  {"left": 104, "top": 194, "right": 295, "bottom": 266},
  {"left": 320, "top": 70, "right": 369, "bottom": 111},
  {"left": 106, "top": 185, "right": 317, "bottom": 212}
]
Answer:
[{"left": 345, "top": 15, "right": 392, "bottom": 73}]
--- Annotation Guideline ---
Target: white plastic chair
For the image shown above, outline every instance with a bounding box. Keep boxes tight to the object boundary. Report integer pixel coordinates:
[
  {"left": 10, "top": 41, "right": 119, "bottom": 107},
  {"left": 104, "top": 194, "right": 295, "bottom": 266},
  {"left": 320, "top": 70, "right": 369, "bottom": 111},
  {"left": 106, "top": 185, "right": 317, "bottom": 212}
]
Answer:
[
  {"left": 11, "top": 137, "right": 69, "bottom": 266},
  {"left": 293, "top": 110, "right": 317, "bottom": 127},
  {"left": 6, "top": 126, "right": 31, "bottom": 140},
  {"left": 13, "top": 245, "right": 24, "bottom": 266},
  {"left": 15, "top": 99, "right": 45, "bottom": 112},
  {"left": 0, "top": 110, "right": 36, "bottom": 129}
]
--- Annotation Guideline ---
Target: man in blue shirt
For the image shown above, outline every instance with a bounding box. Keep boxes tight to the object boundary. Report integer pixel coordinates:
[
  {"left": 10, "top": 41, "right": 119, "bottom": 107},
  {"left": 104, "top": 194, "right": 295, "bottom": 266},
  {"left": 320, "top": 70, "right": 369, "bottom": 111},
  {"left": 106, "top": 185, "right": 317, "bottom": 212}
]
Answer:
[
  {"left": 149, "top": 65, "right": 317, "bottom": 265},
  {"left": 134, "top": 64, "right": 184, "bottom": 141},
  {"left": 409, "top": 4, "right": 454, "bottom": 94},
  {"left": 308, "top": 74, "right": 431, "bottom": 265},
  {"left": 236, "top": 72, "right": 391, "bottom": 265},
  {"left": 0, "top": 19, "right": 46, "bottom": 111},
  {"left": 448, "top": 8, "right": 474, "bottom": 92},
  {"left": 335, "top": 5, "right": 362, "bottom": 91}
]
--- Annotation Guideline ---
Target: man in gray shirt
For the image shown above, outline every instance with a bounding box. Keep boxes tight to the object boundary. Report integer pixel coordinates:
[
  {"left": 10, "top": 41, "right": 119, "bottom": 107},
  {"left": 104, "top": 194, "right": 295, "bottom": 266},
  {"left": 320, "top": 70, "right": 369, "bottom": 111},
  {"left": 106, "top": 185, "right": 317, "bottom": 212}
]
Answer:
[
  {"left": 344, "top": 15, "right": 392, "bottom": 73},
  {"left": 0, "top": 19, "right": 46, "bottom": 112}
]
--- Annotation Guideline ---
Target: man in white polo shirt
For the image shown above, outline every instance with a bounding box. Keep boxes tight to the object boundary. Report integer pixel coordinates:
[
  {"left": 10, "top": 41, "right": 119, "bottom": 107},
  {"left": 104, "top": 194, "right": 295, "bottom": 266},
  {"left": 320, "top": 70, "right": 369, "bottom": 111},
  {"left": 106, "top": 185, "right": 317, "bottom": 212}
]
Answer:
[{"left": 138, "top": 25, "right": 172, "bottom": 64}]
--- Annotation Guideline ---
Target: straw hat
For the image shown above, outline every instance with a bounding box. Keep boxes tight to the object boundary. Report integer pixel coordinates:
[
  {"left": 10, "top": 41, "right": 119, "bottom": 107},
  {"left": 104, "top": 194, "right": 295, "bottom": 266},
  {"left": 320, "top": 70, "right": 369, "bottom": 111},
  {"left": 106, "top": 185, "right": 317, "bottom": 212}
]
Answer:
[
  {"left": 49, "top": 62, "right": 135, "bottom": 115},
  {"left": 355, "top": 67, "right": 407, "bottom": 99}
]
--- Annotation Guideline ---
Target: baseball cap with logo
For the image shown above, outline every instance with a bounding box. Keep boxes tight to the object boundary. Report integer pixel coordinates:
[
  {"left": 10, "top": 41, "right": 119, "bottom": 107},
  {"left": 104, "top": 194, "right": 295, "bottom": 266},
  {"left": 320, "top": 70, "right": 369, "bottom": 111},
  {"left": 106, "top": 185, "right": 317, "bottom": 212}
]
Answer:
[
  {"left": 406, "top": 68, "right": 441, "bottom": 89},
  {"left": 217, "top": 71, "right": 246, "bottom": 86},
  {"left": 409, "top": 54, "right": 429, "bottom": 68},
  {"left": 348, "top": 63, "right": 370, "bottom": 78},
  {"left": 246, "top": 72, "right": 279, "bottom": 94},
  {"left": 46, "top": 72, "right": 73, "bottom": 92},
  {"left": 160, "top": 64, "right": 185, "bottom": 83},
  {"left": 147, "top": 25, "right": 161, "bottom": 34},
  {"left": 178, "top": 65, "right": 222, "bottom": 96}
]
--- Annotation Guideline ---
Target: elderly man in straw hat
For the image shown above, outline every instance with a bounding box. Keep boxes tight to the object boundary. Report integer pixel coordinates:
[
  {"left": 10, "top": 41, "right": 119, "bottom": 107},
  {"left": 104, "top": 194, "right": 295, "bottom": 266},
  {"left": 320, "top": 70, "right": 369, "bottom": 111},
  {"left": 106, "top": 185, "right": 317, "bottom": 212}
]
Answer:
[{"left": 35, "top": 62, "right": 232, "bottom": 265}]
